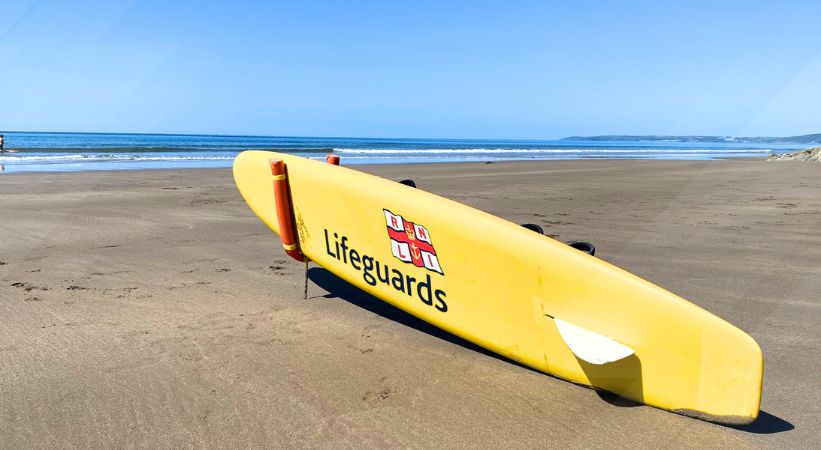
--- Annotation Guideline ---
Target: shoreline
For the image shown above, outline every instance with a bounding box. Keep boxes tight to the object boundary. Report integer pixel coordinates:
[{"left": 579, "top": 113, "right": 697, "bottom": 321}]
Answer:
[
  {"left": 0, "top": 153, "right": 777, "bottom": 175},
  {"left": 0, "top": 136, "right": 792, "bottom": 174},
  {"left": 1, "top": 159, "right": 818, "bottom": 447}
]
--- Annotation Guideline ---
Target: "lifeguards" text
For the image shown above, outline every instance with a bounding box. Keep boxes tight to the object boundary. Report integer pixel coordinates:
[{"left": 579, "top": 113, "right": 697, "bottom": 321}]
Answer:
[{"left": 325, "top": 229, "right": 448, "bottom": 312}]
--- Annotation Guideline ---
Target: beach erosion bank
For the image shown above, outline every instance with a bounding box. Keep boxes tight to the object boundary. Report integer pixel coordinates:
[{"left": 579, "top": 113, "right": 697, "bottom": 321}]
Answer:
[{"left": 0, "top": 160, "right": 819, "bottom": 448}]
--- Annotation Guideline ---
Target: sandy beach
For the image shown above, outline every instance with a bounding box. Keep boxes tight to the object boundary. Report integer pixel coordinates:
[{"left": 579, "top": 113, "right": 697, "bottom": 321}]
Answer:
[{"left": 1, "top": 160, "right": 819, "bottom": 448}]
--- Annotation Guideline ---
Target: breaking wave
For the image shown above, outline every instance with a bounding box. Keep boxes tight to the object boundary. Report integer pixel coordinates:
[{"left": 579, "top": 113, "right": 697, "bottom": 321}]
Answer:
[
  {"left": 0, "top": 153, "right": 238, "bottom": 162},
  {"left": 333, "top": 148, "right": 773, "bottom": 155}
]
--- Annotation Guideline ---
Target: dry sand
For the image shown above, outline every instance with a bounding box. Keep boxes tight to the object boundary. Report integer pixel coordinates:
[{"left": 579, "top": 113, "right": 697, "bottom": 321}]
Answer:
[{"left": 1, "top": 160, "right": 819, "bottom": 448}]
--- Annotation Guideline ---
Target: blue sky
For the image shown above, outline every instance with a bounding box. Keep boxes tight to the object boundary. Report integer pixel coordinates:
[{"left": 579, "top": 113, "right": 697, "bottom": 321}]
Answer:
[{"left": 1, "top": 0, "right": 820, "bottom": 139}]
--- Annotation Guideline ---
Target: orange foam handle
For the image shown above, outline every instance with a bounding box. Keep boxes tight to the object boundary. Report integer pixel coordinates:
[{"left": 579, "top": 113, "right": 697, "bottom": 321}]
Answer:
[
  {"left": 270, "top": 159, "right": 305, "bottom": 262},
  {"left": 326, "top": 154, "right": 340, "bottom": 165}
]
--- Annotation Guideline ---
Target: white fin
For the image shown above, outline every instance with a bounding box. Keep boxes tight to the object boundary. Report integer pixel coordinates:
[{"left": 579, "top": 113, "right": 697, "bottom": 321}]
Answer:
[{"left": 554, "top": 318, "right": 635, "bottom": 365}]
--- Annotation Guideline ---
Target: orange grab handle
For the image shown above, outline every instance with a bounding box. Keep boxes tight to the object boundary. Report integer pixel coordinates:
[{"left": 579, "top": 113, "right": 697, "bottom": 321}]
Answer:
[
  {"left": 270, "top": 159, "right": 305, "bottom": 262},
  {"left": 326, "top": 154, "right": 340, "bottom": 165}
]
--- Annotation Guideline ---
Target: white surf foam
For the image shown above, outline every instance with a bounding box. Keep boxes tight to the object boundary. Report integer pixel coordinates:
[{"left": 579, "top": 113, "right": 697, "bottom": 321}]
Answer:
[{"left": 332, "top": 148, "right": 772, "bottom": 155}]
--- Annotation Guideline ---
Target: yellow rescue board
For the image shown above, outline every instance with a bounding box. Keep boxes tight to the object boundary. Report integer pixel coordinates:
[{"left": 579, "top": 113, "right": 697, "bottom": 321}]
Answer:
[{"left": 233, "top": 151, "right": 762, "bottom": 424}]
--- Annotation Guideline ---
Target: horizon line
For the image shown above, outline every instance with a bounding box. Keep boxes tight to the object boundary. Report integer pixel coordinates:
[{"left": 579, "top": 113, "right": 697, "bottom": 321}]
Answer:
[{"left": 2, "top": 129, "right": 819, "bottom": 142}]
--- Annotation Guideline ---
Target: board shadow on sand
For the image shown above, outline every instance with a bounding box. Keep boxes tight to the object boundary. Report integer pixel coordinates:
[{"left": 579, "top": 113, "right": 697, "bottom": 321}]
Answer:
[
  {"left": 306, "top": 266, "right": 793, "bottom": 434},
  {"left": 307, "top": 266, "right": 521, "bottom": 366},
  {"left": 308, "top": 266, "right": 647, "bottom": 408},
  {"left": 725, "top": 411, "right": 794, "bottom": 434}
]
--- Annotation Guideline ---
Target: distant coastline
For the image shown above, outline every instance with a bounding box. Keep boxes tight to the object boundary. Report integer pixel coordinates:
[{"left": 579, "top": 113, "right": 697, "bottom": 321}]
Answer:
[{"left": 561, "top": 133, "right": 821, "bottom": 145}]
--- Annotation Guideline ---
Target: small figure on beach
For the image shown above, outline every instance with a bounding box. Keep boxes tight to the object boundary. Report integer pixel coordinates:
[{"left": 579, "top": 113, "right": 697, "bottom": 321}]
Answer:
[{"left": 0, "top": 134, "right": 17, "bottom": 154}]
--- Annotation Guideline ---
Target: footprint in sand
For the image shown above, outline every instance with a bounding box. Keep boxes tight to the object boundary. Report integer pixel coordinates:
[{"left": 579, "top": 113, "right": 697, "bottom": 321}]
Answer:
[
  {"left": 11, "top": 282, "right": 48, "bottom": 292},
  {"left": 66, "top": 285, "right": 89, "bottom": 291},
  {"left": 189, "top": 199, "right": 226, "bottom": 207},
  {"left": 362, "top": 376, "right": 397, "bottom": 403},
  {"left": 363, "top": 388, "right": 393, "bottom": 401}
]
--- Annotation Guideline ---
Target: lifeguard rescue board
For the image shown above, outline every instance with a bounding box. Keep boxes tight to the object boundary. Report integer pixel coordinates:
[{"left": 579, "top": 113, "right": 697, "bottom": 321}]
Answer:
[{"left": 233, "top": 150, "right": 763, "bottom": 425}]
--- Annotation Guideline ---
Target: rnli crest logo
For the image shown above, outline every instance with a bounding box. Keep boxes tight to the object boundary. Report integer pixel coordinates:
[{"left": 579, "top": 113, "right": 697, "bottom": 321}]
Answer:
[{"left": 383, "top": 209, "right": 444, "bottom": 275}]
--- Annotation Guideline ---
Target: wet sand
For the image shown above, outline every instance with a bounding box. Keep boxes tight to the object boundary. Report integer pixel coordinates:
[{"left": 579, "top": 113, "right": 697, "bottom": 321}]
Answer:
[{"left": 1, "top": 160, "right": 819, "bottom": 448}]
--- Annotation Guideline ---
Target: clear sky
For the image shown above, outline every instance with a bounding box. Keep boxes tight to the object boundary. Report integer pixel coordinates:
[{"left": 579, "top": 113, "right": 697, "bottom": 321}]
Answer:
[{"left": 1, "top": 0, "right": 820, "bottom": 139}]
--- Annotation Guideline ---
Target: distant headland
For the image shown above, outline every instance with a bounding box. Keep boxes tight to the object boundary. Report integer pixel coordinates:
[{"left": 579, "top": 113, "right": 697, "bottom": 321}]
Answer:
[{"left": 561, "top": 133, "right": 821, "bottom": 145}]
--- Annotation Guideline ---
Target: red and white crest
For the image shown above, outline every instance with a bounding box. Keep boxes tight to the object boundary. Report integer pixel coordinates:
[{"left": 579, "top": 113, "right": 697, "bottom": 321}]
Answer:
[{"left": 384, "top": 209, "right": 443, "bottom": 274}]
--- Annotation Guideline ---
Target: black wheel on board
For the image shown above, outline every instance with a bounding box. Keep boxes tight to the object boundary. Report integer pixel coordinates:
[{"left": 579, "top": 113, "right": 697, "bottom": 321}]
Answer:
[
  {"left": 399, "top": 179, "right": 416, "bottom": 188},
  {"left": 520, "top": 223, "right": 544, "bottom": 234},
  {"left": 568, "top": 241, "right": 595, "bottom": 256}
]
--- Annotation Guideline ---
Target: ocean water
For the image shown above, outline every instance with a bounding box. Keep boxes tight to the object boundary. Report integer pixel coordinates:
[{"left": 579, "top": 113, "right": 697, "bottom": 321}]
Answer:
[{"left": 0, "top": 131, "right": 804, "bottom": 173}]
